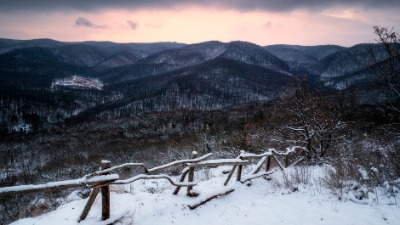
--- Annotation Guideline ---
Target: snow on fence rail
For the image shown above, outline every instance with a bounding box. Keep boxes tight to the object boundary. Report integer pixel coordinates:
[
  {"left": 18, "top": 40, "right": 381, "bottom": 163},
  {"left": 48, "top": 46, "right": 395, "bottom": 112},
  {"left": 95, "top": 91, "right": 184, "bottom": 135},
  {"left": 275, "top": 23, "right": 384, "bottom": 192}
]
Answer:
[
  {"left": 0, "top": 174, "right": 119, "bottom": 196},
  {"left": 0, "top": 148, "right": 304, "bottom": 223}
]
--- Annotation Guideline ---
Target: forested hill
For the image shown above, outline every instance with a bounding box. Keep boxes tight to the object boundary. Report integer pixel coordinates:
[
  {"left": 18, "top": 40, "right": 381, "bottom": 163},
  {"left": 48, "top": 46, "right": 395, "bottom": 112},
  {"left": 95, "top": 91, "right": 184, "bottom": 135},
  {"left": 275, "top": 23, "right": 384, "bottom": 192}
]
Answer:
[
  {"left": 0, "top": 38, "right": 395, "bottom": 133},
  {"left": 1, "top": 36, "right": 400, "bottom": 225}
]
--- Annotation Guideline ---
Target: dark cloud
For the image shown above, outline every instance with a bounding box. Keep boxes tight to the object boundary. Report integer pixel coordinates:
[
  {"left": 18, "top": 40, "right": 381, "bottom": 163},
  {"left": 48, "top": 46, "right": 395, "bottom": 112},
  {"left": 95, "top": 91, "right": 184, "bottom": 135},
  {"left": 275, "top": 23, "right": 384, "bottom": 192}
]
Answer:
[
  {"left": 0, "top": 0, "right": 399, "bottom": 12},
  {"left": 75, "top": 17, "right": 94, "bottom": 27},
  {"left": 127, "top": 20, "right": 138, "bottom": 30},
  {"left": 75, "top": 17, "right": 106, "bottom": 29}
]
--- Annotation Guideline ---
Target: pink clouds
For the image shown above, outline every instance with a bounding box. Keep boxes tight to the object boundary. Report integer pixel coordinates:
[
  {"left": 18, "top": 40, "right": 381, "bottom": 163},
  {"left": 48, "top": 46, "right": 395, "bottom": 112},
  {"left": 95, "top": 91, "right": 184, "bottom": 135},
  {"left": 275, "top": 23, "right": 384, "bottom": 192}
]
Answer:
[{"left": 0, "top": 6, "right": 398, "bottom": 46}]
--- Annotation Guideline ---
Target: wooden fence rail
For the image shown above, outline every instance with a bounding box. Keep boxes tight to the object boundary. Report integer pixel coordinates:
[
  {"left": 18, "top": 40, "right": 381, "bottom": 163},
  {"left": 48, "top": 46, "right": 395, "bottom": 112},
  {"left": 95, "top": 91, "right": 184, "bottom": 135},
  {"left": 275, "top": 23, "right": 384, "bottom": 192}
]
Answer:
[
  {"left": 0, "top": 174, "right": 119, "bottom": 197},
  {"left": 0, "top": 147, "right": 305, "bottom": 223}
]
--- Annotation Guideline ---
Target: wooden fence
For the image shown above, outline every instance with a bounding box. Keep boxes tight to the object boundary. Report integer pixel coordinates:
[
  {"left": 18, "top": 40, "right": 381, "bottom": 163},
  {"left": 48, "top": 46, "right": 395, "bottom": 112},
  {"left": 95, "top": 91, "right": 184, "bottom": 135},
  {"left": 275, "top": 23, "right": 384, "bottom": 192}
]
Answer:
[{"left": 0, "top": 147, "right": 305, "bottom": 223}]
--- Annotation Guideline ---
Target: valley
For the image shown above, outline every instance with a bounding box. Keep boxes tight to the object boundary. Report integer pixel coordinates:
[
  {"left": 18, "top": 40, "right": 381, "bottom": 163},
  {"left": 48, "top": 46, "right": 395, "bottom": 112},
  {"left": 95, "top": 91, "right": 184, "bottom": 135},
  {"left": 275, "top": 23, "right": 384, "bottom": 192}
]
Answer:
[{"left": 0, "top": 37, "right": 399, "bottom": 225}]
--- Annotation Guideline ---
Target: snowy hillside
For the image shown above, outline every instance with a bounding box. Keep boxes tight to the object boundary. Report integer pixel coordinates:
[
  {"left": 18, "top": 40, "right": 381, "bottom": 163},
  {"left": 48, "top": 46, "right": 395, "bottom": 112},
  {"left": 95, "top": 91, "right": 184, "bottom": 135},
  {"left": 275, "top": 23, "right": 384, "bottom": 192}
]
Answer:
[
  {"left": 51, "top": 75, "right": 104, "bottom": 90},
  {"left": 11, "top": 165, "right": 400, "bottom": 225}
]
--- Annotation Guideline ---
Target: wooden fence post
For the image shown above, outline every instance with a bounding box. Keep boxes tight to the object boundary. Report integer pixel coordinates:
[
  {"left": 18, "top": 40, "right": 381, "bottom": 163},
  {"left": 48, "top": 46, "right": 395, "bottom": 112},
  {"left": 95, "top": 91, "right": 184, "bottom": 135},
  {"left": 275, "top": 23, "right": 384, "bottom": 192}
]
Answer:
[
  {"left": 223, "top": 165, "right": 237, "bottom": 186},
  {"left": 265, "top": 156, "right": 271, "bottom": 171},
  {"left": 101, "top": 160, "right": 111, "bottom": 221},
  {"left": 285, "top": 155, "right": 289, "bottom": 168},
  {"left": 187, "top": 151, "right": 198, "bottom": 196},
  {"left": 172, "top": 168, "right": 190, "bottom": 195},
  {"left": 78, "top": 187, "right": 100, "bottom": 222},
  {"left": 236, "top": 150, "right": 245, "bottom": 182}
]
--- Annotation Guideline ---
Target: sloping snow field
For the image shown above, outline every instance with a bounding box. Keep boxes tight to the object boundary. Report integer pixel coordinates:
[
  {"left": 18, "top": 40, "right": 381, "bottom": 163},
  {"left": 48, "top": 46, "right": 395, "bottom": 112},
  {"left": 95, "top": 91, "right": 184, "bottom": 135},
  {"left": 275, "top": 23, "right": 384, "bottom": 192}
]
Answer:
[{"left": 11, "top": 166, "right": 400, "bottom": 225}]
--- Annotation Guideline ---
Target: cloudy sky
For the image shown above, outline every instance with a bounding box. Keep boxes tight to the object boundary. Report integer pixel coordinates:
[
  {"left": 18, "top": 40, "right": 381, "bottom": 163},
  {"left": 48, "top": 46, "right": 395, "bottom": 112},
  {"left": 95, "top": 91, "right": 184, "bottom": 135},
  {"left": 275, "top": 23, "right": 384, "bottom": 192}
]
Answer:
[{"left": 0, "top": 0, "right": 398, "bottom": 46}]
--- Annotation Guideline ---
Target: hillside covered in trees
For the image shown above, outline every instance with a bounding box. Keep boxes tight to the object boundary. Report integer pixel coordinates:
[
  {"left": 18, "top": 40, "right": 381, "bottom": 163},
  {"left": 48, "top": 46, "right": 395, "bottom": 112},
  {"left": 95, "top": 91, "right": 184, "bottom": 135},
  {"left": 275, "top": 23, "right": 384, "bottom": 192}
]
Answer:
[{"left": 0, "top": 27, "right": 399, "bottom": 224}]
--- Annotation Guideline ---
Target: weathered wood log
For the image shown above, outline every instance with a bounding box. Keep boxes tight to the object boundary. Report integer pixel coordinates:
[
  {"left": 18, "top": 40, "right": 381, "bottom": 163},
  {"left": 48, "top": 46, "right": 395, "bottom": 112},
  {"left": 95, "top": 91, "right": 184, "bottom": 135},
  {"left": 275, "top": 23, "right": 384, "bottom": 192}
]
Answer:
[
  {"left": 266, "top": 156, "right": 271, "bottom": 171},
  {"left": 285, "top": 155, "right": 289, "bottom": 168},
  {"left": 87, "top": 153, "right": 212, "bottom": 177},
  {"left": 148, "top": 153, "right": 212, "bottom": 174},
  {"left": 271, "top": 155, "right": 285, "bottom": 170},
  {"left": 223, "top": 154, "right": 247, "bottom": 186},
  {"left": 113, "top": 174, "right": 196, "bottom": 187},
  {"left": 188, "top": 189, "right": 234, "bottom": 210},
  {"left": 288, "top": 156, "right": 306, "bottom": 168},
  {"left": 87, "top": 163, "right": 148, "bottom": 177},
  {"left": 250, "top": 156, "right": 268, "bottom": 175},
  {"left": 236, "top": 165, "right": 243, "bottom": 182},
  {"left": 101, "top": 160, "right": 111, "bottom": 221},
  {"left": 0, "top": 174, "right": 119, "bottom": 197},
  {"left": 236, "top": 151, "right": 245, "bottom": 182},
  {"left": 187, "top": 159, "right": 250, "bottom": 168},
  {"left": 240, "top": 147, "right": 305, "bottom": 160},
  {"left": 223, "top": 165, "right": 237, "bottom": 186},
  {"left": 187, "top": 151, "right": 198, "bottom": 196},
  {"left": 240, "top": 151, "right": 273, "bottom": 159},
  {"left": 173, "top": 167, "right": 190, "bottom": 195},
  {"left": 79, "top": 187, "right": 100, "bottom": 222},
  {"left": 240, "top": 170, "right": 275, "bottom": 183},
  {"left": 90, "top": 181, "right": 115, "bottom": 188}
]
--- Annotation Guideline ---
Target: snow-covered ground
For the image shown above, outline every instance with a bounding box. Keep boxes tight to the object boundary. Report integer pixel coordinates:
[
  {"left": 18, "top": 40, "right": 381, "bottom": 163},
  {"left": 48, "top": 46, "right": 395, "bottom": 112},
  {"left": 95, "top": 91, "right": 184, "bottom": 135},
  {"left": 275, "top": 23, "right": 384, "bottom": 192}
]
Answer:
[
  {"left": 51, "top": 75, "right": 103, "bottom": 90},
  {"left": 11, "top": 166, "right": 400, "bottom": 225}
]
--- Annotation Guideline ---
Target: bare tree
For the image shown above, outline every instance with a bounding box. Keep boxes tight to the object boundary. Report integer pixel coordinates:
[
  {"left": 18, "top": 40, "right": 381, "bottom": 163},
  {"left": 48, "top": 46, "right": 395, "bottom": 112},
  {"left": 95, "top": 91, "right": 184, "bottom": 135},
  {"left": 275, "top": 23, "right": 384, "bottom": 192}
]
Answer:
[
  {"left": 278, "top": 78, "right": 344, "bottom": 162},
  {"left": 371, "top": 26, "right": 400, "bottom": 113}
]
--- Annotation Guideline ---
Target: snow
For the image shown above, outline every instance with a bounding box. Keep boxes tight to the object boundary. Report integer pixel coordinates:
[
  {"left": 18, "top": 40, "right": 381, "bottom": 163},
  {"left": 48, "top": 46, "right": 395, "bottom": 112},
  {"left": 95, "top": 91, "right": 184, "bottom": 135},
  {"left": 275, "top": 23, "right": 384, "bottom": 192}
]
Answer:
[
  {"left": 240, "top": 147, "right": 305, "bottom": 159},
  {"left": 371, "top": 167, "right": 379, "bottom": 174},
  {"left": 101, "top": 160, "right": 111, "bottom": 164},
  {"left": 249, "top": 156, "right": 268, "bottom": 174},
  {"left": 189, "top": 158, "right": 250, "bottom": 166},
  {"left": 51, "top": 75, "right": 104, "bottom": 90},
  {"left": 113, "top": 174, "right": 196, "bottom": 186},
  {"left": 148, "top": 153, "right": 212, "bottom": 173},
  {"left": 0, "top": 174, "right": 119, "bottom": 195},
  {"left": 66, "top": 190, "right": 89, "bottom": 203},
  {"left": 10, "top": 166, "right": 400, "bottom": 225},
  {"left": 358, "top": 166, "right": 370, "bottom": 180}
]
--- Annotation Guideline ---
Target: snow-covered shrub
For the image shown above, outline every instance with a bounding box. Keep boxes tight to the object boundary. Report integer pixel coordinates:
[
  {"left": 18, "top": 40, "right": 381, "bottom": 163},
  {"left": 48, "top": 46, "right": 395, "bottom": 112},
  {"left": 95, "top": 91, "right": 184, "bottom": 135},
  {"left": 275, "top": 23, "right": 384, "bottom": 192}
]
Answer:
[
  {"left": 350, "top": 183, "right": 370, "bottom": 200},
  {"left": 322, "top": 160, "right": 356, "bottom": 199},
  {"left": 290, "top": 166, "right": 312, "bottom": 185},
  {"left": 322, "top": 123, "right": 400, "bottom": 203},
  {"left": 322, "top": 149, "right": 400, "bottom": 204},
  {"left": 272, "top": 166, "right": 311, "bottom": 192},
  {"left": 196, "top": 168, "right": 213, "bottom": 181},
  {"left": 383, "top": 180, "right": 400, "bottom": 204}
]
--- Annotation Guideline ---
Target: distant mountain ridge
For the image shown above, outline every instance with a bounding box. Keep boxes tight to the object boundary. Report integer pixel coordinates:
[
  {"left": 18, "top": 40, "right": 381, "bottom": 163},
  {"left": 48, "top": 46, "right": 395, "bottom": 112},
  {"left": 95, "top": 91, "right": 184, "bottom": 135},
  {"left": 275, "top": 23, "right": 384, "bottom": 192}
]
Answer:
[
  {"left": 102, "top": 41, "right": 292, "bottom": 84},
  {"left": 0, "top": 37, "right": 392, "bottom": 132},
  {"left": 264, "top": 44, "right": 345, "bottom": 74}
]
